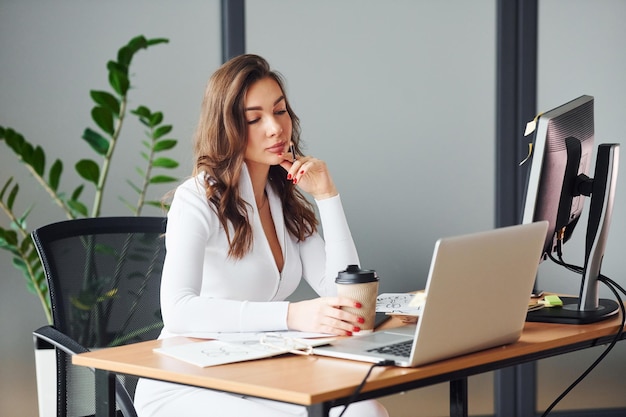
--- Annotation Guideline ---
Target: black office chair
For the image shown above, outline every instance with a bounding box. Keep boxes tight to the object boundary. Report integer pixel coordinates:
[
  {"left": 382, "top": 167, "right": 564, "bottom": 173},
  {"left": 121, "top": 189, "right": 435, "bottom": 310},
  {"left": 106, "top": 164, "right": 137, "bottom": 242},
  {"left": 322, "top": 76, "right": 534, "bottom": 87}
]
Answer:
[{"left": 31, "top": 216, "right": 167, "bottom": 417}]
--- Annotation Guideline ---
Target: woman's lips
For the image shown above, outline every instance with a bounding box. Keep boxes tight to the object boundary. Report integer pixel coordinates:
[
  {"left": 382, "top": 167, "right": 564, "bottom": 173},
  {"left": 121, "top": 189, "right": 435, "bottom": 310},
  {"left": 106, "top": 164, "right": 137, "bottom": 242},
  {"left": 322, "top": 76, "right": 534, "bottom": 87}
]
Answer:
[{"left": 267, "top": 141, "right": 287, "bottom": 154}]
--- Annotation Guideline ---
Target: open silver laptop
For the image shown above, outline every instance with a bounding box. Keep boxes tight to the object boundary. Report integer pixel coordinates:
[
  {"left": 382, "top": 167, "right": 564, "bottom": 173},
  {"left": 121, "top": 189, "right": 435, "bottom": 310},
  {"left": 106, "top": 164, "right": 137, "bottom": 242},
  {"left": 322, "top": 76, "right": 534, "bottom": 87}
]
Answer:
[{"left": 313, "top": 221, "right": 548, "bottom": 367}]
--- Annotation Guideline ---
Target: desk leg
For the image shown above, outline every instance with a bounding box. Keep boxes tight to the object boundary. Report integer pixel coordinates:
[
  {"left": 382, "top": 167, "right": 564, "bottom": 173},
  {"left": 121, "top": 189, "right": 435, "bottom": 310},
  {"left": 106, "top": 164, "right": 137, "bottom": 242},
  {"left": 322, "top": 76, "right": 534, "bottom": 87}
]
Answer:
[
  {"left": 308, "top": 402, "right": 332, "bottom": 417},
  {"left": 94, "top": 369, "right": 116, "bottom": 417},
  {"left": 450, "top": 378, "right": 468, "bottom": 417}
]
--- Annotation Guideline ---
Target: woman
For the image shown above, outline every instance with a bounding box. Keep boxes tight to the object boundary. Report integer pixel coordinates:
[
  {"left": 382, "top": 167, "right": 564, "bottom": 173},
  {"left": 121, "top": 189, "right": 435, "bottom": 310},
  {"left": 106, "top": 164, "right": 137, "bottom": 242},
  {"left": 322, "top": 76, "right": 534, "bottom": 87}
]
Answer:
[{"left": 134, "top": 54, "right": 388, "bottom": 417}]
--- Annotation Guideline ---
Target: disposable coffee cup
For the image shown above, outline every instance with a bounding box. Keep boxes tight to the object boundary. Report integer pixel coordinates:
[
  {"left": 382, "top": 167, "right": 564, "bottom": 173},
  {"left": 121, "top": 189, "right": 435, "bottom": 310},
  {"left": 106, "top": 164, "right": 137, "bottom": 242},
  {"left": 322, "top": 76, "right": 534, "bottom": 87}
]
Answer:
[{"left": 335, "top": 264, "right": 379, "bottom": 334}]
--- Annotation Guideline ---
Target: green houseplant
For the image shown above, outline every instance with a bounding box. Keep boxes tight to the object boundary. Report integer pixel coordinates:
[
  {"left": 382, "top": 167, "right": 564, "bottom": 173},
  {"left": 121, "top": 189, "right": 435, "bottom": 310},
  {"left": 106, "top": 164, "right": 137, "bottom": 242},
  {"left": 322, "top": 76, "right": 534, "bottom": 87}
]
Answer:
[{"left": 0, "top": 35, "right": 179, "bottom": 326}]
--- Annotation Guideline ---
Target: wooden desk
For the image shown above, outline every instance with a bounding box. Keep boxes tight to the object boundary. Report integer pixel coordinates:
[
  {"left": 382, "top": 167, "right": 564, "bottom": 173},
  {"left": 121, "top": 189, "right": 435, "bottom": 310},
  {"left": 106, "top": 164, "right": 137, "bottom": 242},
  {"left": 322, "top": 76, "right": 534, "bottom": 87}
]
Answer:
[{"left": 73, "top": 316, "right": 625, "bottom": 417}]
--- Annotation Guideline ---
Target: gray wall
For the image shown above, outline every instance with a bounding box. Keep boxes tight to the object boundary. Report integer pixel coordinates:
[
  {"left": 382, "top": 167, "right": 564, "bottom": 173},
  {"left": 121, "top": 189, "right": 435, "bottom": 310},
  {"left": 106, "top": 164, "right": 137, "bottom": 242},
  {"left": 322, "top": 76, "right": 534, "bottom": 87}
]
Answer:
[
  {"left": 0, "top": 1, "right": 624, "bottom": 416},
  {"left": 246, "top": 0, "right": 496, "bottom": 297}
]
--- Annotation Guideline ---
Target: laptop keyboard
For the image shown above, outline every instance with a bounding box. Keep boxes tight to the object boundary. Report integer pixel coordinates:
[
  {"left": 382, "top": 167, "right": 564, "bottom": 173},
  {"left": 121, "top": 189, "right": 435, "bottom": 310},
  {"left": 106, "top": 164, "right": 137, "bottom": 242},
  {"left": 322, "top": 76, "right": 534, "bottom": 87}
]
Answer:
[{"left": 367, "top": 340, "right": 413, "bottom": 357}]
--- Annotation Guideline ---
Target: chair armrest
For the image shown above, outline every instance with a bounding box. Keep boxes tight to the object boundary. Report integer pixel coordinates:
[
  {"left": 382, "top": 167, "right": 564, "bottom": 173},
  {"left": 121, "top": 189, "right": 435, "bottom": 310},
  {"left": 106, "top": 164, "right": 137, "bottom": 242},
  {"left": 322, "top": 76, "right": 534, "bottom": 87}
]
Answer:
[
  {"left": 33, "top": 325, "right": 139, "bottom": 417},
  {"left": 33, "top": 325, "right": 90, "bottom": 356}
]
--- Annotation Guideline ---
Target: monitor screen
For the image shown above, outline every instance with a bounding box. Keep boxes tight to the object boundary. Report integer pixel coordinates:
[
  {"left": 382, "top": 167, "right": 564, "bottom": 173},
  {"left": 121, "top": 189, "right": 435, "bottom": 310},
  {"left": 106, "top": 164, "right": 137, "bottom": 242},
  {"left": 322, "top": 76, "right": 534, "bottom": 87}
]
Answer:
[{"left": 521, "top": 95, "right": 594, "bottom": 260}]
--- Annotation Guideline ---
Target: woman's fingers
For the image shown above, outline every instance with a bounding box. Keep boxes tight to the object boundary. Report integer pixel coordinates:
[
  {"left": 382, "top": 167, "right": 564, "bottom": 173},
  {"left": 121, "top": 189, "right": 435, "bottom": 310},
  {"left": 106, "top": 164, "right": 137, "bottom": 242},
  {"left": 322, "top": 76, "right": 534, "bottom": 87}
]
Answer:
[
  {"left": 287, "top": 297, "right": 364, "bottom": 336},
  {"left": 278, "top": 156, "right": 338, "bottom": 199}
]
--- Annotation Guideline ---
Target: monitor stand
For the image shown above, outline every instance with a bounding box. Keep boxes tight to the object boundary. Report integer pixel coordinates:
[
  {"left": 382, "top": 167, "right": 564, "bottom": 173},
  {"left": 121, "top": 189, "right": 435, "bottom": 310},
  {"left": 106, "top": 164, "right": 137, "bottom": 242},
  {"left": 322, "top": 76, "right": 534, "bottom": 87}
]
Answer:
[{"left": 526, "top": 296, "right": 619, "bottom": 324}]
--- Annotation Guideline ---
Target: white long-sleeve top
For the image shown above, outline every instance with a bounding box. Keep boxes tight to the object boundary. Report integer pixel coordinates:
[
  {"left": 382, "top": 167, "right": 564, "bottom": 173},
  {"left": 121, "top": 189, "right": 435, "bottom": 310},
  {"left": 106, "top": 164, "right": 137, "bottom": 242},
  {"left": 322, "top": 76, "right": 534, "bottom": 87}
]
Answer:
[{"left": 159, "top": 163, "right": 359, "bottom": 337}]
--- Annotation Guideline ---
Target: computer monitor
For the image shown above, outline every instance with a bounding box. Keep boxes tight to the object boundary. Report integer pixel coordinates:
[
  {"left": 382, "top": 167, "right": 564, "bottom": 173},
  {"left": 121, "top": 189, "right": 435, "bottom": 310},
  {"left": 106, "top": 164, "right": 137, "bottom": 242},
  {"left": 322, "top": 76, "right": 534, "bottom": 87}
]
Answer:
[{"left": 521, "top": 95, "right": 620, "bottom": 324}]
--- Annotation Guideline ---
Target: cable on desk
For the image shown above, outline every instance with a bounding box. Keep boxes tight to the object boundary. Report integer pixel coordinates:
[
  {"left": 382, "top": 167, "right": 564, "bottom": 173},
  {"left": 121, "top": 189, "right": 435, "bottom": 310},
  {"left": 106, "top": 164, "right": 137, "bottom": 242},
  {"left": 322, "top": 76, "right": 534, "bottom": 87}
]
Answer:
[
  {"left": 540, "top": 251, "right": 626, "bottom": 417},
  {"left": 336, "top": 360, "right": 395, "bottom": 417}
]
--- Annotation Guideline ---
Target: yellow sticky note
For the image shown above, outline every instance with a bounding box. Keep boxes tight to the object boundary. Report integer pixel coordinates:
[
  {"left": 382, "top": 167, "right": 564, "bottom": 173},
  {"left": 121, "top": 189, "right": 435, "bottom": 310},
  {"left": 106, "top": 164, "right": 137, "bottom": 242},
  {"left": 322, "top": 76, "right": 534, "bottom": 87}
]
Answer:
[{"left": 543, "top": 295, "right": 563, "bottom": 307}]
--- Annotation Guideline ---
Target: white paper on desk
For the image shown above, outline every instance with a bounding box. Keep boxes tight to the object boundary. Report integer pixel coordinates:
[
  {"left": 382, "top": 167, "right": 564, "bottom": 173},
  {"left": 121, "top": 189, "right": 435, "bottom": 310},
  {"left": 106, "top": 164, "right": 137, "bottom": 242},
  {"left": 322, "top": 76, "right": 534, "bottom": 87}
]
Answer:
[
  {"left": 181, "top": 330, "right": 332, "bottom": 342},
  {"left": 154, "top": 340, "right": 287, "bottom": 367},
  {"left": 154, "top": 337, "right": 332, "bottom": 367},
  {"left": 376, "top": 293, "right": 425, "bottom": 315}
]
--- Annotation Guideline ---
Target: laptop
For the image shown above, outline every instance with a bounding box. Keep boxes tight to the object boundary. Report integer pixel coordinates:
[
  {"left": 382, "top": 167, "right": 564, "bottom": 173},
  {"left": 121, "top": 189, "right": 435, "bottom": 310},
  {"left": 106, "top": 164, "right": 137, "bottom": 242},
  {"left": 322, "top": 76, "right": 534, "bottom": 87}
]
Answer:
[{"left": 313, "top": 221, "right": 549, "bottom": 367}]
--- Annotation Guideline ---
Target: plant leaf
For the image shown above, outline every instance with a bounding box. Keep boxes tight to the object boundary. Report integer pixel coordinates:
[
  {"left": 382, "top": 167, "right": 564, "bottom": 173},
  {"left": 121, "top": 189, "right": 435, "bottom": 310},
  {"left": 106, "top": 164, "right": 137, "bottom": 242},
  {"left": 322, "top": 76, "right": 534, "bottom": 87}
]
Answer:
[
  {"left": 118, "top": 197, "right": 136, "bottom": 213},
  {"left": 19, "top": 235, "right": 33, "bottom": 253},
  {"left": 82, "top": 128, "right": 110, "bottom": 155},
  {"left": 106, "top": 60, "right": 127, "bottom": 76},
  {"left": 71, "top": 184, "right": 84, "bottom": 200},
  {"left": 2, "top": 128, "right": 25, "bottom": 154},
  {"left": 152, "top": 157, "right": 179, "bottom": 169},
  {"left": 0, "top": 177, "right": 14, "bottom": 200},
  {"left": 28, "top": 249, "right": 41, "bottom": 265},
  {"left": 24, "top": 279, "right": 37, "bottom": 295},
  {"left": 12, "top": 256, "right": 28, "bottom": 275},
  {"left": 90, "top": 90, "right": 120, "bottom": 115},
  {"left": 153, "top": 125, "right": 172, "bottom": 139},
  {"left": 125, "top": 180, "right": 141, "bottom": 193},
  {"left": 17, "top": 205, "right": 33, "bottom": 227},
  {"left": 49, "top": 159, "right": 63, "bottom": 191},
  {"left": 149, "top": 175, "right": 177, "bottom": 184},
  {"left": 131, "top": 105, "right": 150, "bottom": 119},
  {"left": 91, "top": 106, "right": 115, "bottom": 136},
  {"left": 7, "top": 183, "right": 19, "bottom": 210},
  {"left": 0, "top": 228, "right": 18, "bottom": 248},
  {"left": 67, "top": 199, "right": 88, "bottom": 217},
  {"left": 131, "top": 106, "right": 153, "bottom": 128},
  {"left": 154, "top": 139, "right": 177, "bottom": 152},
  {"left": 146, "top": 200, "right": 166, "bottom": 209},
  {"left": 30, "top": 146, "right": 45, "bottom": 176},
  {"left": 19, "top": 141, "right": 34, "bottom": 164},
  {"left": 75, "top": 159, "right": 100, "bottom": 184},
  {"left": 116, "top": 46, "right": 133, "bottom": 69},
  {"left": 146, "top": 38, "right": 169, "bottom": 47},
  {"left": 108, "top": 66, "right": 130, "bottom": 96},
  {"left": 125, "top": 35, "right": 148, "bottom": 57},
  {"left": 149, "top": 112, "right": 163, "bottom": 127}
]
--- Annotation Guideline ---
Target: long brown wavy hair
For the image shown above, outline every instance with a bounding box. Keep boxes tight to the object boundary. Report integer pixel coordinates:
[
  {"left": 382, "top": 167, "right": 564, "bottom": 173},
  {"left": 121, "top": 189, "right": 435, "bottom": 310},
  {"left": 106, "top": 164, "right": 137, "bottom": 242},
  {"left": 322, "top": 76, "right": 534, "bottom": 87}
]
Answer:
[{"left": 193, "top": 54, "right": 318, "bottom": 259}]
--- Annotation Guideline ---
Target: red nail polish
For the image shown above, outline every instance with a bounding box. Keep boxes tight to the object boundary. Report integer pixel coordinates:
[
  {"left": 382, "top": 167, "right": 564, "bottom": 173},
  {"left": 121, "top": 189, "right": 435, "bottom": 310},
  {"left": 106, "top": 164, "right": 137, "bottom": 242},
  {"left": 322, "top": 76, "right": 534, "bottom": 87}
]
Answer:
[
  {"left": 300, "top": 170, "right": 305, "bottom": 174},
  {"left": 353, "top": 326, "right": 361, "bottom": 332},
  {"left": 287, "top": 173, "right": 292, "bottom": 180},
  {"left": 357, "top": 317, "right": 365, "bottom": 324},
  {"left": 355, "top": 302, "right": 362, "bottom": 308},
  {"left": 293, "top": 178, "right": 297, "bottom": 184},
  {"left": 346, "top": 331, "right": 353, "bottom": 336}
]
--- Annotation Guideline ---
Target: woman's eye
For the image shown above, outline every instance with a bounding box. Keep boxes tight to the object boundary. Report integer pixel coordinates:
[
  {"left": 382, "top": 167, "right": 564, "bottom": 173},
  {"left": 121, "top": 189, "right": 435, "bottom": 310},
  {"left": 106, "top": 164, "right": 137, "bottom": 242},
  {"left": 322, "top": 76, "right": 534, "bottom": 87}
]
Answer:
[
  {"left": 247, "top": 118, "right": 260, "bottom": 125},
  {"left": 275, "top": 109, "right": 288, "bottom": 115}
]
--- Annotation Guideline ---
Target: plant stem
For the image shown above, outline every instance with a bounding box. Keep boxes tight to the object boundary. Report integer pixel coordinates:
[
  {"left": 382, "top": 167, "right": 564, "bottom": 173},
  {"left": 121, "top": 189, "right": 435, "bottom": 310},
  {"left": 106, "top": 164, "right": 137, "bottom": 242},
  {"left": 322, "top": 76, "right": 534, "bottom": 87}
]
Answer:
[
  {"left": 135, "top": 129, "right": 157, "bottom": 216},
  {"left": 91, "top": 97, "right": 127, "bottom": 218},
  {"left": 23, "top": 163, "right": 75, "bottom": 220}
]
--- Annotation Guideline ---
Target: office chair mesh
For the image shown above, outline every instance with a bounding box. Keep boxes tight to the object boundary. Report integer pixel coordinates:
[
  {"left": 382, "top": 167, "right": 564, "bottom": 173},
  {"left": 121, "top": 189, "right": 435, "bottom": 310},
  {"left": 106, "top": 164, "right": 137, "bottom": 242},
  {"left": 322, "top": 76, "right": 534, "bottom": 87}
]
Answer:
[{"left": 32, "top": 217, "right": 167, "bottom": 417}]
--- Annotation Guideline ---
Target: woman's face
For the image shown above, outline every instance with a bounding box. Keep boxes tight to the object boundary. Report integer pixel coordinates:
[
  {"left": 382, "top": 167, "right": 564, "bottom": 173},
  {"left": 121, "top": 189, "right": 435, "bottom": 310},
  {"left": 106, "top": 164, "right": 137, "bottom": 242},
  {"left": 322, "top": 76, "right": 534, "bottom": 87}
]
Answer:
[{"left": 243, "top": 77, "right": 293, "bottom": 167}]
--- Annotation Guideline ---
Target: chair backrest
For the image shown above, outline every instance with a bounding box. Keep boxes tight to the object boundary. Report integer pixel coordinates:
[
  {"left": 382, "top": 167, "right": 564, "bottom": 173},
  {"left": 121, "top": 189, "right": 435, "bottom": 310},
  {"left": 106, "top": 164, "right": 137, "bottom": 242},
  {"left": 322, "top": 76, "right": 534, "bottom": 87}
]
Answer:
[{"left": 32, "top": 216, "right": 167, "bottom": 416}]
